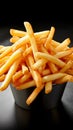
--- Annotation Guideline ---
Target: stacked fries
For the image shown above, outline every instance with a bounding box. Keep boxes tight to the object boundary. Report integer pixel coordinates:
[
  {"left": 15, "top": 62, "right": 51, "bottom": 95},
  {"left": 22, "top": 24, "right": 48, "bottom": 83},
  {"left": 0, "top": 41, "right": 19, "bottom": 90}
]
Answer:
[{"left": 0, "top": 21, "right": 73, "bottom": 105}]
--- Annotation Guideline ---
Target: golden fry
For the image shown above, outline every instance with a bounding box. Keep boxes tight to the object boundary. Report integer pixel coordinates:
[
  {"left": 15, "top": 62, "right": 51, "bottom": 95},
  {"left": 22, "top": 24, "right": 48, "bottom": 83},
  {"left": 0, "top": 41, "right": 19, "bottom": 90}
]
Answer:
[
  {"left": 55, "top": 38, "right": 70, "bottom": 52},
  {"left": 35, "top": 52, "right": 65, "bottom": 68},
  {"left": 0, "top": 48, "right": 23, "bottom": 75},
  {"left": 15, "top": 80, "right": 35, "bottom": 90},
  {"left": 45, "top": 26, "right": 55, "bottom": 49},
  {"left": 12, "top": 70, "right": 23, "bottom": 83},
  {"left": 45, "top": 81, "right": 52, "bottom": 94},
  {"left": 0, "top": 74, "right": 6, "bottom": 82},
  {"left": 10, "top": 29, "right": 27, "bottom": 37},
  {"left": 26, "top": 55, "right": 42, "bottom": 88},
  {"left": 60, "top": 60, "right": 73, "bottom": 73},
  {"left": 55, "top": 48, "right": 73, "bottom": 58},
  {"left": 0, "top": 59, "right": 21, "bottom": 91},
  {"left": 24, "top": 22, "right": 38, "bottom": 61},
  {"left": 55, "top": 74, "right": 73, "bottom": 84},
  {"left": 10, "top": 36, "right": 20, "bottom": 43},
  {"left": 26, "top": 84, "right": 44, "bottom": 105}
]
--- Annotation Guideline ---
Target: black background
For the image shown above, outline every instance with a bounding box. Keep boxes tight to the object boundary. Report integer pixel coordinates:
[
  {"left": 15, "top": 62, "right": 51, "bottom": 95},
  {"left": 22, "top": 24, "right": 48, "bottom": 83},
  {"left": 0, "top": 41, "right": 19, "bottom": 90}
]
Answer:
[
  {"left": 0, "top": 1, "right": 73, "bottom": 42},
  {"left": 0, "top": 1, "right": 73, "bottom": 27},
  {"left": 0, "top": 1, "right": 73, "bottom": 43}
]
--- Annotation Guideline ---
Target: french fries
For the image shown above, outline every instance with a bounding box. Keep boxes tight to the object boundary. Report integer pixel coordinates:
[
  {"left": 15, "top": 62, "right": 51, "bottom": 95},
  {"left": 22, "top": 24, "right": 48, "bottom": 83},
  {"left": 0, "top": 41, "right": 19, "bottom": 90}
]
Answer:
[{"left": 0, "top": 21, "right": 73, "bottom": 105}]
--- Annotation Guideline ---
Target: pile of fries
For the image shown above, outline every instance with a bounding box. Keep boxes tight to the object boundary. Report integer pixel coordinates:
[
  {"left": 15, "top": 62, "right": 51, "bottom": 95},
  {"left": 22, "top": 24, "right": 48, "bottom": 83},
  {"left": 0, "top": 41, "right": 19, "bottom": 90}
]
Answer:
[{"left": 0, "top": 21, "right": 73, "bottom": 105}]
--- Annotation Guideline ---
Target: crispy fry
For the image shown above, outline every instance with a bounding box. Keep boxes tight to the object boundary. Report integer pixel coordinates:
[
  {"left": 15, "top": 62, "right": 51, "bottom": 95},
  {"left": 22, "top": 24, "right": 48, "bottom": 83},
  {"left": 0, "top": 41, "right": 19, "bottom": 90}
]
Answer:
[
  {"left": 48, "top": 62, "right": 58, "bottom": 73},
  {"left": 45, "top": 81, "right": 52, "bottom": 94},
  {"left": 55, "top": 38, "right": 70, "bottom": 52},
  {"left": 0, "top": 59, "right": 21, "bottom": 91},
  {"left": 12, "top": 70, "right": 23, "bottom": 83},
  {"left": 10, "top": 36, "right": 20, "bottom": 43},
  {"left": 35, "top": 52, "right": 65, "bottom": 68},
  {"left": 0, "top": 56, "right": 10, "bottom": 63},
  {"left": 21, "top": 63, "right": 28, "bottom": 74},
  {"left": 19, "top": 72, "right": 31, "bottom": 83},
  {"left": 10, "top": 28, "right": 49, "bottom": 38},
  {"left": 0, "top": 74, "right": 6, "bottom": 82},
  {"left": 0, "top": 48, "right": 23, "bottom": 75},
  {"left": 45, "top": 26, "right": 55, "bottom": 49},
  {"left": 32, "top": 58, "right": 47, "bottom": 70},
  {"left": 54, "top": 48, "right": 73, "bottom": 58},
  {"left": 15, "top": 80, "right": 35, "bottom": 90},
  {"left": 60, "top": 60, "right": 73, "bottom": 73},
  {"left": 41, "top": 68, "right": 51, "bottom": 76},
  {"left": 0, "top": 46, "right": 12, "bottom": 59},
  {"left": 0, "top": 46, "right": 10, "bottom": 53},
  {"left": 12, "top": 30, "right": 49, "bottom": 51},
  {"left": 26, "top": 84, "right": 44, "bottom": 105},
  {"left": 26, "top": 55, "right": 42, "bottom": 88},
  {"left": 10, "top": 29, "right": 27, "bottom": 37},
  {"left": 55, "top": 74, "right": 73, "bottom": 84},
  {"left": 23, "top": 46, "right": 32, "bottom": 57},
  {"left": 43, "top": 72, "right": 66, "bottom": 83},
  {"left": 24, "top": 21, "right": 38, "bottom": 61}
]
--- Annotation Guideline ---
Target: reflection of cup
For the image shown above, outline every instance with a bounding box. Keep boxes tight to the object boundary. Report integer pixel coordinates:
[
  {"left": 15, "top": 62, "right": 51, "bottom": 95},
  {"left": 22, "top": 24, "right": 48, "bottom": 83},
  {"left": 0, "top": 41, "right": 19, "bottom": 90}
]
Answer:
[{"left": 10, "top": 83, "right": 66, "bottom": 110}]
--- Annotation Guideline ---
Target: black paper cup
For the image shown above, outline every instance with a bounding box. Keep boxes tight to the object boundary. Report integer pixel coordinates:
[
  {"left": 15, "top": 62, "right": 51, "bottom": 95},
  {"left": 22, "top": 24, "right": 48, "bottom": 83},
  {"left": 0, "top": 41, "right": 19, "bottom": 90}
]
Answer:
[
  {"left": 10, "top": 83, "right": 66, "bottom": 110},
  {"left": 41, "top": 83, "right": 66, "bottom": 109}
]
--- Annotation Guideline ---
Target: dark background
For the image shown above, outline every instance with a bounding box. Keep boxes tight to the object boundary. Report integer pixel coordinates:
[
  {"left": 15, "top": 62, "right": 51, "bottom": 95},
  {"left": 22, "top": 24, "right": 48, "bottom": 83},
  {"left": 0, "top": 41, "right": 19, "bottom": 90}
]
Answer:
[
  {"left": 0, "top": 1, "right": 73, "bottom": 42},
  {"left": 0, "top": 1, "right": 73, "bottom": 27}
]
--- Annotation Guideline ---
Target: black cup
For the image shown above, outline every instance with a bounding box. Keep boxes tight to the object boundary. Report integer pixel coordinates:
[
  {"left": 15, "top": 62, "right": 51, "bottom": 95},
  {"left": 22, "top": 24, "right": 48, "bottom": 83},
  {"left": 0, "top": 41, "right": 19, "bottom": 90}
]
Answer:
[{"left": 10, "top": 83, "right": 66, "bottom": 110}]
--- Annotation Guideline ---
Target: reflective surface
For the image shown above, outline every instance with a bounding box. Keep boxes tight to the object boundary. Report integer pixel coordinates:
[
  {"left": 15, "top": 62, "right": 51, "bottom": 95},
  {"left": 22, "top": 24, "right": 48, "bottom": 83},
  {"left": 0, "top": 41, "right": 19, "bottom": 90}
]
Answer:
[{"left": 0, "top": 84, "right": 73, "bottom": 130}]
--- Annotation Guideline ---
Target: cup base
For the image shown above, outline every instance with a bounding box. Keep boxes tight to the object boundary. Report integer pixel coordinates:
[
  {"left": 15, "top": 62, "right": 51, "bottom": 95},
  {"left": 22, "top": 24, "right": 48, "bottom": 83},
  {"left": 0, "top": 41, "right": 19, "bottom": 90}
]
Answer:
[{"left": 10, "top": 83, "right": 66, "bottom": 110}]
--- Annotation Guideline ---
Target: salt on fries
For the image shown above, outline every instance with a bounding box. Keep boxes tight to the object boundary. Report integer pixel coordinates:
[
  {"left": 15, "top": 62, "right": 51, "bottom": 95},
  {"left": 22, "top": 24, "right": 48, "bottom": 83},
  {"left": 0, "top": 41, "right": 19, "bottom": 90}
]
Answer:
[{"left": 0, "top": 21, "right": 73, "bottom": 106}]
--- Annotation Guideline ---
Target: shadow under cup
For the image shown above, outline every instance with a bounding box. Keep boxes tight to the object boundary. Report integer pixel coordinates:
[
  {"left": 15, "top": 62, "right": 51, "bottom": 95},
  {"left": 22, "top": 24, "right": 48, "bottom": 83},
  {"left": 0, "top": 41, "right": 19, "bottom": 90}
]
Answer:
[{"left": 10, "top": 83, "right": 66, "bottom": 110}]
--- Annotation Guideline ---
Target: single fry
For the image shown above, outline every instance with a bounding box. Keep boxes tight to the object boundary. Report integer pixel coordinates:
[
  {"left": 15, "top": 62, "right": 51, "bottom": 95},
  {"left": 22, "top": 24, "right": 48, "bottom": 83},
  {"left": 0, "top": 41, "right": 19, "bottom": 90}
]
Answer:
[
  {"left": 21, "top": 63, "right": 28, "bottom": 74},
  {"left": 55, "top": 74, "right": 73, "bottom": 84},
  {"left": 60, "top": 60, "right": 73, "bottom": 73},
  {"left": 0, "top": 46, "right": 10, "bottom": 54},
  {"left": 0, "top": 56, "right": 10, "bottom": 64},
  {"left": 24, "top": 21, "right": 38, "bottom": 61},
  {"left": 35, "top": 52, "right": 65, "bottom": 68},
  {"left": 43, "top": 72, "right": 66, "bottom": 83},
  {"left": 15, "top": 80, "right": 35, "bottom": 90},
  {"left": 32, "top": 58, "right": 47, "bottom": 70},
  {"left": 45, "top": 26, "right": 55, "bottom": 49},
  {"left": 45, "top": 81, "right": 52, "bottom": 94},
  {"left": 55, "top": 38, "right": 70, "bottom": 52},
  {"left": 26, "top": 84, "right": 44, "bottom": 105},
  {"left": 23, "top": 46, "right": 32, "bottom": 57},
  {"left": 54, "top": 48, "right": 73, "bottom": 58},
  {"left": 10, "top": 36, "right": 20, "bottom": 43},
  {"left": 12, "top": 70, "right": 23, "bottom": 83},
  {"left": 19, "top": 72, "right": 31, "bottom": 83},
  {"left": 0, "top": 74, "right": 6, "bottom": 82},
  {"left": 0, "top": 46, "right": 12, "bottom": 59},
  {"left": 10, "top": 29, "right": 27, "bottom": 37}
]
